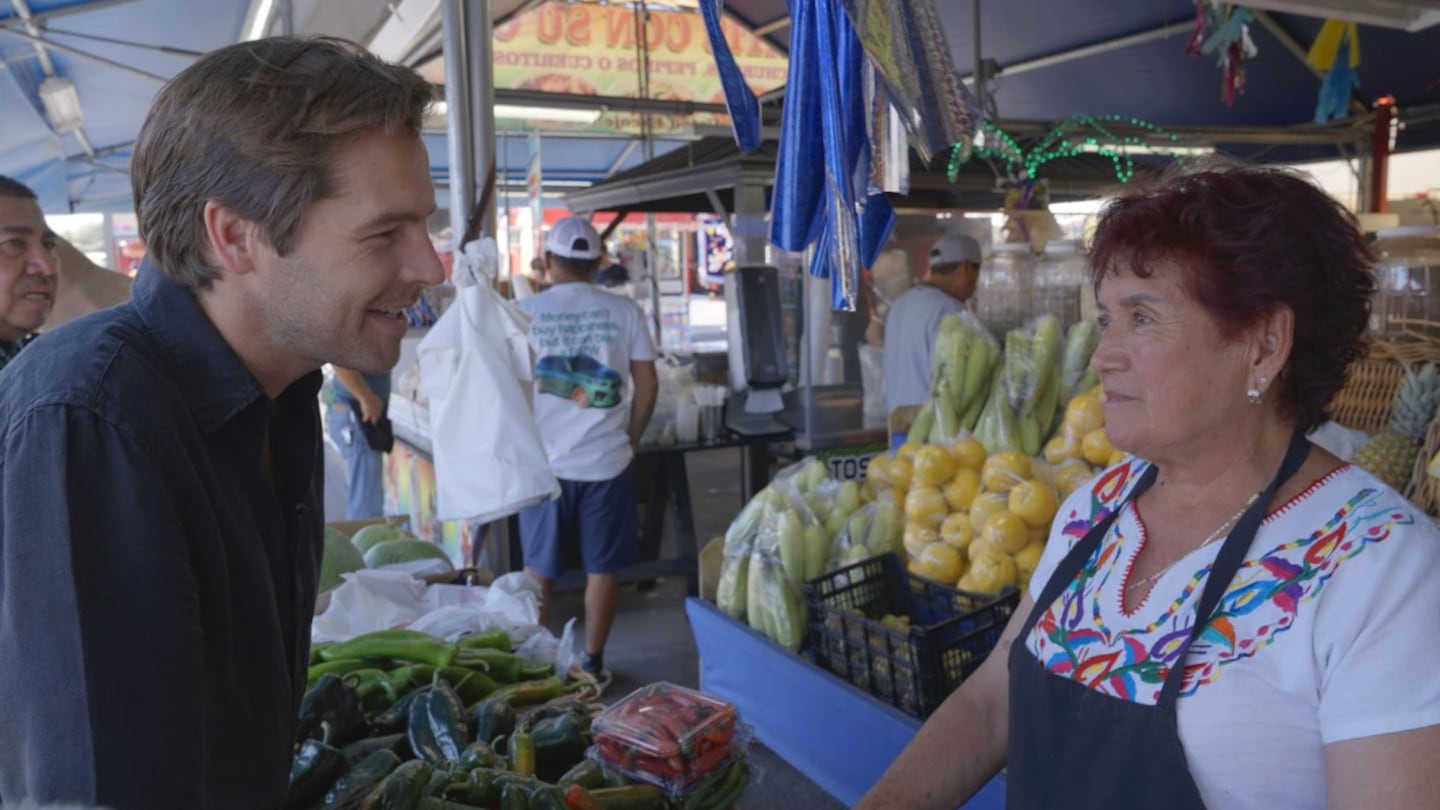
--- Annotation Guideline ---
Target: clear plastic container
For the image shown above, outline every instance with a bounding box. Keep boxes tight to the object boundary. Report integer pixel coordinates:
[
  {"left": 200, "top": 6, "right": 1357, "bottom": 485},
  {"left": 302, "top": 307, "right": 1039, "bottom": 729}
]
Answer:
[
  {"left": 589, "top": 682, "right": 750, "bottom": 793},
  {"left": 1035, "top": 240, "right": 1090, "bottom": 330},
  {"left": 1372, "top": 226, "right": 1440, "bottom": 338},
  {"left": 975, "top": 242, "right": 1036, "bottom": 338}
]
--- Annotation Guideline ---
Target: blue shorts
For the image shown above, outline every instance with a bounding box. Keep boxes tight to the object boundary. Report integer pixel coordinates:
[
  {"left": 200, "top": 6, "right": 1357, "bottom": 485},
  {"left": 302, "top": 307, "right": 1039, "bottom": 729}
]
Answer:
[{"left": 518, "top": 464, "right": 638, "bottom": 579}]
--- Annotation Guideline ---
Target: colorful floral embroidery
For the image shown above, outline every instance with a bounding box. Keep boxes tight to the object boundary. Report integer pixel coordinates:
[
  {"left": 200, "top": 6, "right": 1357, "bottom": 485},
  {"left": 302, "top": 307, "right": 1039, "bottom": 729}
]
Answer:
[{"left": 1027, "top": 462, "right": 1412, "bottom": 703}]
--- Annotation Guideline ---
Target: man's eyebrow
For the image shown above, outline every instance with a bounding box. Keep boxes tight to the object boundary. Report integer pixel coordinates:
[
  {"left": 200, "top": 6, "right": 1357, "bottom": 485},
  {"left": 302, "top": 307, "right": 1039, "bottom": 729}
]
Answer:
[
  {"left": 355, "top": 206, "right": 438, "bottom": 232},
  {"left": 0, "top": 224, "right": 36, "bottom": 236}
]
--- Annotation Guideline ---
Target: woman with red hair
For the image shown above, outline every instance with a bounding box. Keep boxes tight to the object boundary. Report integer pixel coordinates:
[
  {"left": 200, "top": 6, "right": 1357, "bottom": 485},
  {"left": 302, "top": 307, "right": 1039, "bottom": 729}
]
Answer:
[{"left": 858, "top": 166, "right": 1440, "bottom": 810}]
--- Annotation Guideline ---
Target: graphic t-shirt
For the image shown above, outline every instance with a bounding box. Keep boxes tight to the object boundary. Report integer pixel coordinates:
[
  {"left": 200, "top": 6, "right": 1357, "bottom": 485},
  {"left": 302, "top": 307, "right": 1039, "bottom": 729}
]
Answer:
[
  {"left": 518, "top": 283, "right": 656, "bottom": 482},
  {"left": 1023, "top": 456, "right": 1440, "bottom": 810},
  {"left": 881, "top": 285, "right": 966, "bottom": 414}
]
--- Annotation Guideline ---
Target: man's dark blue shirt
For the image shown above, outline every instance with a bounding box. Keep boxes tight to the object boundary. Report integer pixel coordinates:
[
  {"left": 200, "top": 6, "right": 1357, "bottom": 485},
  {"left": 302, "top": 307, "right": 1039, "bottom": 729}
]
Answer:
[{"left": 0, "top": 258, "right": 324, "bottom": 809}]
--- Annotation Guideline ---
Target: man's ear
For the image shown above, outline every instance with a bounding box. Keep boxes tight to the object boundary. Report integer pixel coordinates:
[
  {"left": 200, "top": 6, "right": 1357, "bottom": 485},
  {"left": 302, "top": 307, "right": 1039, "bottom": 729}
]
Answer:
[{"left": 201, "top": 201, "right": 263, "bottom": 278}]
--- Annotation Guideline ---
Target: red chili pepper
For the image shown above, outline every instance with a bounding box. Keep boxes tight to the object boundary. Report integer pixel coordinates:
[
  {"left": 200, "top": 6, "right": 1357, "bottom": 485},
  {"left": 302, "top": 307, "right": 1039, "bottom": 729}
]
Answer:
[
  {"left": 563, "top": 784, "right": 604, "bottom": 810},
  {"left": 689, "top": 740, "right": 732, "bottom": 776}
]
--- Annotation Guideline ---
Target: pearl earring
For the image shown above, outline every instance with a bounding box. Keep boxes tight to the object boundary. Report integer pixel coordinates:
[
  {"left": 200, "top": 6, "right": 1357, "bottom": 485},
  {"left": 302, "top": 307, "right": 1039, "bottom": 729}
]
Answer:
[{"left": 1247, "top": 388, "right": 1262, "bottom": 405}]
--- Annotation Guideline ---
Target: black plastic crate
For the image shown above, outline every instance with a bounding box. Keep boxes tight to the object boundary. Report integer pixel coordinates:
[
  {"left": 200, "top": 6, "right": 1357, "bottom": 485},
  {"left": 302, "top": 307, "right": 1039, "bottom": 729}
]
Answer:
[{"left": 803, "top": 552, "right": 1021, "bottom": 719}]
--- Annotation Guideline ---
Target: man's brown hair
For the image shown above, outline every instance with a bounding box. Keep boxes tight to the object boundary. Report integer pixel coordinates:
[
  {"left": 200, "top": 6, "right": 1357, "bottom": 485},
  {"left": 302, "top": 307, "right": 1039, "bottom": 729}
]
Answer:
[{"left": 131, "top": 37, "right": 435, "bottom": 291}]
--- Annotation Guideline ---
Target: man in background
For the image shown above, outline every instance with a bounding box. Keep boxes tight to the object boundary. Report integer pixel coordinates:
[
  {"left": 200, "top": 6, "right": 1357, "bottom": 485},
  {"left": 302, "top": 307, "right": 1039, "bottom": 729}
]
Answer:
[
  {"left": 518, "top": 216, "right": 658, "bottom": 677},
  {"left": 882, "top": 231, "right": 982, "bottom": 415},
  {"left": 0, "top": 176, "right": 58, "bottom": 371},
  {"left": 328, "top": 366, "right": 391, "bottom": 519}
]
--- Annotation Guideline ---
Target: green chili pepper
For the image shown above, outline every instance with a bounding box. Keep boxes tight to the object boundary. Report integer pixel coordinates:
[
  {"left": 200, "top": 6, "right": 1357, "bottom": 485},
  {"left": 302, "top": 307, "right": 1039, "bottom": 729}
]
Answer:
[
  {"left": 319, "top": 629, "right": 458, "bottom": 668},
  {"left": 284, "top": 722, "right": 344, "bottom": 810},
  {"left": 344, "top": 668, "right": 400, "bottom": 712},
  {"left": 371, "top": 690, "right": 426, "bottom": 736},
  {"left": 529, "top": 714, "right": 587, "bottom": 783},
  {"left": 408, "top": 676, "right": 470, "bottom": 765},
  {"left": 457, "top": 628, "right": 512, "bottom": 652},
  {"left": 339, "top": 733, "right": 411, "bottom": 768},
  {"left": 469, "top": 695, "right": 517, "bottom": 745},
  {"left": 488, "top": 676, "right": 569, "bottom": 708},
  {"left": 508, "top": 731, "right": 536, "bottom": 777},
  {"left": 457, "top": 739, "right": 501, "bottom": 770},
  {"left": 451, "top": 648, "right": 523, "bottom": 683},
  {"left": 319, "top": 749, "right": 401, "bottom": 808},
  {"left": 556, "top": 760, "right": 607, "bottom": 791},
  {"left": 437, "top": 666, "right": 501, "bottom": 704},
  {"left": 307, "top": 657, "right": 390, "bottom": 685},
  {"left": 375, "top": 759, "right": 433, "bottom": 810},
  {"left": 296, "top": 673, "right": 370, "bottom": 747}
]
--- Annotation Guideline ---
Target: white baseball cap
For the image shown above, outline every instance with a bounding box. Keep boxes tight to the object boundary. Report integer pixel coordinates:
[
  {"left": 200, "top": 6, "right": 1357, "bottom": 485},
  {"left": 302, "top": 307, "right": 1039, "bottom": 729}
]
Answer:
[
  {"left": 930, "top": 231, "right": 982, "bottom": 267},
  {"left": 545, "top": 216, "right": 603, "bottom": 260}
]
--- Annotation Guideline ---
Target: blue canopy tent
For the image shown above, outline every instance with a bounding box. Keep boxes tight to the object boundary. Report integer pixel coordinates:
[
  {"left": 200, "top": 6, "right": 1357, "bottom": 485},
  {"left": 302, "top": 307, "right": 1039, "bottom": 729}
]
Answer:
[
  {"left": 4, "top": 0, "right": 1440, "bottom": 216},
  {"left": 716, "top": 0, "right": 1440, "bottom": 167},
  {"left": 0, "top": 0, "right": 690, "bottom": 214}
]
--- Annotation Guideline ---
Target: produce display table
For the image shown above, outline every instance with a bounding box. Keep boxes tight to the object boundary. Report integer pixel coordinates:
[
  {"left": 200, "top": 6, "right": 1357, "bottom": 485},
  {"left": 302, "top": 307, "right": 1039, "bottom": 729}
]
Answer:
[{"left": 686, "top": 597, "right": 1006, "bottom": 809}]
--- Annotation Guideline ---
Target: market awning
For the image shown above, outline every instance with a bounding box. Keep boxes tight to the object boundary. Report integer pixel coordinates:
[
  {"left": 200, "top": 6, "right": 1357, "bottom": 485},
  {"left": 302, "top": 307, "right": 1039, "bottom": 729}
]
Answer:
[{"left": 564, "top": 135, "right": 1163, "bottom": 216}]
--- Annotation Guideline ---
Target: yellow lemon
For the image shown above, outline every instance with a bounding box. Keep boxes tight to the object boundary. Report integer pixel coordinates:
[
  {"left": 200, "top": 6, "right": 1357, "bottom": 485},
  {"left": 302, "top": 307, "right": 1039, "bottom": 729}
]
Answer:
[
  {"left": 905, "top": 485, "right": 950, "bottom": 529},
  {"left": 897, "top": 442, "right": 922, "bottom": 462},
  {"left": 917, "top": 542, "right": 966, "bottom": 583},
  {"left": 966, "top": 551, "right": 1019, "bottom": 595},
  {"left": 982, "top": 512, "right": 1031, "bottom": 555},
  {"left": 1043, "top": 433, "right": 1082, "bottom": 465},
  {"left": 866, "top": 455, "right": 892, "bottom": 487},
  {"left": 968, "top": 492, "right": 1010, "bottom": 534},
  {"left": 1064, "top": 393, "right": 1106, "bottom": 435},
  {"left": 1008, "top": 480, "right": 1059, "bottom": 529},
  {"left": 903, "top": 522, "right": 940, "bottom": 558},
  {"left": 1082, "top": 428, "right": 1114, "bottom": 467},
  {"left": 913, "top": 445, "right": 959, "bottom": 487},
  {"left": 1013, "top": 541, "right": 1046, "bottom": 588},
  {"left": 889, "top": 457, "right": 915, "bottom": 490},
  {"left": 943, "top": 467, "right": 982, "bottom": 512},
  {"left": 1054, "top": 460, "right": 1096, "bottom": 499},
  {"left": 982, "top": 451, "right": 1032, "bottom": 493},
  {"left": 1109, "top": 449, "right": 1129, "bottom": 467},
  {"left": 1027, "top": 525, "right": 1049, "bottom": 546},
  {"left": 950, "top": 437, "right": 987, "bottom": 470},
  {"left": 939, "top": 511, "right": 974, "bottom": 552}
]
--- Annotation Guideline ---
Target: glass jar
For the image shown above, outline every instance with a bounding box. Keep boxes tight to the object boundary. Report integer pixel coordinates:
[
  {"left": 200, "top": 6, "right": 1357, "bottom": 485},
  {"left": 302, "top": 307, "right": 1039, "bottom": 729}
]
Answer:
[
  {"left": 1035, "top": 240, "right": 1090, "bottom": 330},
  {"left": 975, "top": 242, "right": 1036, "bottom": 338},
  {"left": 1372, "top": 226, "right": 1440, "bottom": 338}
]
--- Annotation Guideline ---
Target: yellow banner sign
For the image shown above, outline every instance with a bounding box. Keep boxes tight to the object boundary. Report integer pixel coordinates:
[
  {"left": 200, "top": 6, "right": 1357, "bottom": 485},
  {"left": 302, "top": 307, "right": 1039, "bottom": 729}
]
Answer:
[{"left": 492, "top": 1, "right": 789, "bottom": 134}]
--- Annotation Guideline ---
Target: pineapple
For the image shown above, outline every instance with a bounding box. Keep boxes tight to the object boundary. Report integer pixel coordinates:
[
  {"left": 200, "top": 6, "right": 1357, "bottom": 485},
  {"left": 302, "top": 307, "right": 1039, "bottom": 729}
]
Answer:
[{"left": 1355, "top": 363, "right": 1440, "bottom": 491}]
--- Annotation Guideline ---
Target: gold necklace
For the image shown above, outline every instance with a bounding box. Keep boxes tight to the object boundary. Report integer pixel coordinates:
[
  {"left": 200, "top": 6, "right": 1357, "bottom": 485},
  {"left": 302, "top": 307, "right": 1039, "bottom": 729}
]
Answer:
[{"left": 1124, "top": 492, "right": 1261, "bottom": 595}]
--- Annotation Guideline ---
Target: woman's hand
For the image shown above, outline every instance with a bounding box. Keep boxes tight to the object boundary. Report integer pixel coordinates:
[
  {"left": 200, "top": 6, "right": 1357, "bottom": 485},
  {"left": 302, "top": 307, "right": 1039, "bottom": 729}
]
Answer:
[{"left": 853, "top": 592, "right": 1034, "bottom": 810}]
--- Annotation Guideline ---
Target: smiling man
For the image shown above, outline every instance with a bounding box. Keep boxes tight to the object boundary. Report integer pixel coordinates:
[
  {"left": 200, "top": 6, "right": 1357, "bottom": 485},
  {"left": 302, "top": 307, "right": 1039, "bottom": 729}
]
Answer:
[
  {"left": 0, "top": 39, "right": 443, "bottom": 809},
  {"left": 0, "top": 176, "right": 59, "bottom": 369}
]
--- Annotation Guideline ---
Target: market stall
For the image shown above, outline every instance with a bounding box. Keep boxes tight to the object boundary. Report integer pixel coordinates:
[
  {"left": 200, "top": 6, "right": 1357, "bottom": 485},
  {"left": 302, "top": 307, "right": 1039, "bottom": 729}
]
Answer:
[{"left": 306, "top": 519, "right": 765, "bottom": 809}]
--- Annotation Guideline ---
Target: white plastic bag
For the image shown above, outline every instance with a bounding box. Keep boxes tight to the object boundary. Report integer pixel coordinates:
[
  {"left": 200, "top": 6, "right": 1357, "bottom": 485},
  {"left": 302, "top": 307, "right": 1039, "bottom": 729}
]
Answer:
[{"left": 419, "top": 239, "right": 560, "bottom": 523}]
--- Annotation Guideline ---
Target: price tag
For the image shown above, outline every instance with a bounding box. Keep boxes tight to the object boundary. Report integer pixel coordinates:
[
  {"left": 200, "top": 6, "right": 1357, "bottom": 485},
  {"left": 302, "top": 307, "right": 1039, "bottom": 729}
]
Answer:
[{"left": 814, "top": 443, "right": 887, "bottom": 482}]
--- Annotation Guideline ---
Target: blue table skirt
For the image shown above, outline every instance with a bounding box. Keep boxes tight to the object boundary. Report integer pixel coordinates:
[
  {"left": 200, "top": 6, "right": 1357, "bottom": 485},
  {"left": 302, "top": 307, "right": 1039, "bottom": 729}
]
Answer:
[{"left": 686, "top": 597, "right": 1006, "bottom": 808}]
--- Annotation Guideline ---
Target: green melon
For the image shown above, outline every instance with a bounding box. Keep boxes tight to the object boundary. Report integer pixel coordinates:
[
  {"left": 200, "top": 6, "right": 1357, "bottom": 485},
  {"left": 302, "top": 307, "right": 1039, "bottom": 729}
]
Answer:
[
  {"left": 320, "top": 528, "right": 367, "bottom": 591},
  {"left": 351, "top": 523, "right": 415, "bottom": 555},
  {"left": 363, "top": 538, "right": 454, "bottom": 571}
]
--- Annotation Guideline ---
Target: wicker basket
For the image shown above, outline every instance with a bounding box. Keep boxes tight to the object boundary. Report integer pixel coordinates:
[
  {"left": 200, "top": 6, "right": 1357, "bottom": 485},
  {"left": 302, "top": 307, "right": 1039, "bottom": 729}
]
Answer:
[
  {"left": 1331, "top": 357, "right": 1406, "bottom": 434},
  {"left": 1330, "top": 336, "right": 1440, "bottom": 516}
]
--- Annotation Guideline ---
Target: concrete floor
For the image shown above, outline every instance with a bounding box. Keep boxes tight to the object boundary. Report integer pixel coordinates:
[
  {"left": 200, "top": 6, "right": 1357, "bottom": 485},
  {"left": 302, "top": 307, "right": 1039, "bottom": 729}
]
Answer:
[{"left": 547, "top": 446, "right": 848, "bottom": 809}]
